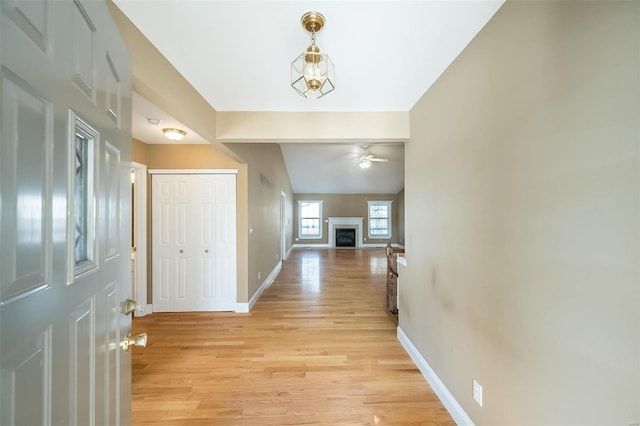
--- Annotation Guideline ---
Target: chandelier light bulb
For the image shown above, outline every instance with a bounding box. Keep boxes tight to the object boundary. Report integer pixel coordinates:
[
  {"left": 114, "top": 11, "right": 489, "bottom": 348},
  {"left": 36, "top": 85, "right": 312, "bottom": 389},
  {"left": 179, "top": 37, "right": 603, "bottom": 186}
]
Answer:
[{"left": 304, "top": 62, "right": 325, "bottom": 91}]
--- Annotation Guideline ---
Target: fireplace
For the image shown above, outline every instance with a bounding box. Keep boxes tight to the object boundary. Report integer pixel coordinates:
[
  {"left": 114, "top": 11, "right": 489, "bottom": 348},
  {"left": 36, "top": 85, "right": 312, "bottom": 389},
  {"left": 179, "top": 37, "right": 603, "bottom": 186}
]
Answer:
[
  {"left": 327, "top": 217, "right": 364, "bottom": 247},
  {"left": 336, "top": 228, "right": 356, "bottom": 247}
]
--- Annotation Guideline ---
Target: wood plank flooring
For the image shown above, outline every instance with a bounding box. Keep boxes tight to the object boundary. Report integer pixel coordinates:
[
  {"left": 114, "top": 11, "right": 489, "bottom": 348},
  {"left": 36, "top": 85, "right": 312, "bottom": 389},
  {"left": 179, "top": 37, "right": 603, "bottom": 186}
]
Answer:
[{"left": 132, "top": 248, "right": 454, "bottom": 425}]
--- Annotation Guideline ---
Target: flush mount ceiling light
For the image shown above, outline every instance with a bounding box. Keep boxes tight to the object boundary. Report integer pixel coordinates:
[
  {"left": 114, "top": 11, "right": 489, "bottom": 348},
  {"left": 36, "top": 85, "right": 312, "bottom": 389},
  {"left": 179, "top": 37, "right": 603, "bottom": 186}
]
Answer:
[
  {"left": 291, "top": 11, "right": 335, "bottom": 100},
  {"left": 162, "top": 128, "right": 186, "bottom": 141}
]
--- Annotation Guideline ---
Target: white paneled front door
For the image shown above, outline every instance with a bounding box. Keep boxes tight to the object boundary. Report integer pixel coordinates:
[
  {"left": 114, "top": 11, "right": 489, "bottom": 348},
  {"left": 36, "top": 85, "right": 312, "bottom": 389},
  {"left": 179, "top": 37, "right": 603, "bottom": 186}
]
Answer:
[
  {"left": 152, "top": 173, "right": 237, "bottom": 312},
  {"left": 1, "top": 1, "right": 134, "bottom": 425}
]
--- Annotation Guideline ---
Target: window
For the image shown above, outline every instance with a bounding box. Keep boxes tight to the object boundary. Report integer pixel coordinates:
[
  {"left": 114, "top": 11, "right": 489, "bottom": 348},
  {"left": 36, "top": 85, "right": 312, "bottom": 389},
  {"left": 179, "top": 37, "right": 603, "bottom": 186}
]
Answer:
[
  {"left": 298, "top": 200, "right": 323, "bottom": 239},
  {"left": 368, "top": 201, "right": 392, "bottom": 239},
  {"left": 69, "top": 112, "right": 99, "bottom": 281}
]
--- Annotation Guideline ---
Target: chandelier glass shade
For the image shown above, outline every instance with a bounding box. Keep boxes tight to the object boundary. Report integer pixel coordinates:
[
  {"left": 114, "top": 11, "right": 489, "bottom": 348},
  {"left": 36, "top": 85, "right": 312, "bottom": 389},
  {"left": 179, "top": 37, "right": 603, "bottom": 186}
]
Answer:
[{"left": 291, "top": 12, "right": 335, "bottom": 99}]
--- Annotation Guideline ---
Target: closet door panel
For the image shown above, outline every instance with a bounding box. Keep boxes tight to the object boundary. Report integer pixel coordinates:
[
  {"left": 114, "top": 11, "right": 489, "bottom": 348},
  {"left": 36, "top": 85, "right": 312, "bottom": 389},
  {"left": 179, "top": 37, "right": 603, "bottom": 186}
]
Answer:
[{"left": 152, "top": 172, "right": 237, "bottom": 312}]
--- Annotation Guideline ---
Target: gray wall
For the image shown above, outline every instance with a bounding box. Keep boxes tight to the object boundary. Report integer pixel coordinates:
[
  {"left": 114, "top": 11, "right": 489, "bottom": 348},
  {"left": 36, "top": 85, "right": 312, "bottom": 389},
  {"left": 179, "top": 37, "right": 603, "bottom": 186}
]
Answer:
[
  {"left": 404, "top": 1, "right": 639, "bottom": 424},
  {"left": 225, "top": 143, "right": 294, "bottom": 299},
  {"left": 293, "top": 193, "right": 403, "bottom": 245}
]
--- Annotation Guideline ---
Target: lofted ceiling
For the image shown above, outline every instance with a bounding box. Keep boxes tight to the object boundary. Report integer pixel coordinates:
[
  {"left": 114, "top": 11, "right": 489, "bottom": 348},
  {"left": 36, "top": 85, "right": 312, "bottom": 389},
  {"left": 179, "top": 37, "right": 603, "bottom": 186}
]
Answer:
[
  {"left": 280, "top": 143, "right": 404, "bottom": 194},
  {"left": 116, "top": 0, "right": 505, "bottom": 193}
]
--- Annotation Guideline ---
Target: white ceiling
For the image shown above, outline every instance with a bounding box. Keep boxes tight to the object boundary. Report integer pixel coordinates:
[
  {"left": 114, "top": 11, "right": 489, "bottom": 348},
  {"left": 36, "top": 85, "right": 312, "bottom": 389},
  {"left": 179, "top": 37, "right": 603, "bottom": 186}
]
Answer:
[
  {"left": 114, "top": 0, "right": 503, "bottom": 112},
  {"left": 132, "top": 92, "right": 209, "bottom": 144},
  {"left": 117, "top": 0, "right": 504, "bottom": 193},
  {"left": 280, "top": 143, "right": 404, "bottom": 194}
]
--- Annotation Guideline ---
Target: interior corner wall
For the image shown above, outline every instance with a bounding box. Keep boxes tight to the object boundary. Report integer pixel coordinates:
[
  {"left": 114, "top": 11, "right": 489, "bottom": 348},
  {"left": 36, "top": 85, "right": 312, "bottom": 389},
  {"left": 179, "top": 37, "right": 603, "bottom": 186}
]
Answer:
[
  {"left": 404, "top": 1, "right": 639, "bottom": 424},
  {"left": 224, "top": 143, "right": 294, "bottom": 300}
]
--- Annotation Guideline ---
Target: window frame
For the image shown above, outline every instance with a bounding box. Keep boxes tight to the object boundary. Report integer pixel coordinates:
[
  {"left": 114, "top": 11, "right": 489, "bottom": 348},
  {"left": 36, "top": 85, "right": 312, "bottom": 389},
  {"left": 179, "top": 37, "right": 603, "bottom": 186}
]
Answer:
[
  {"left": 68, "top": 111, "right": 100, "bottom": 282},
  {"left": 297, "top": 200, "right": 323, "bottom": 240},
  {"left": 367, "top": 200, "right": 392, "bottom": 239}
]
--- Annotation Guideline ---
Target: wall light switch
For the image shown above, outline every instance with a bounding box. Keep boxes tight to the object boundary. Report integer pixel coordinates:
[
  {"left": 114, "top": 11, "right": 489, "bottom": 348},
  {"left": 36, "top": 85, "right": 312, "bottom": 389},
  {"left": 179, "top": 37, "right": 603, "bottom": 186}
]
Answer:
[{"left": 473, "top": 380, "right": 483, "bottom": 407}]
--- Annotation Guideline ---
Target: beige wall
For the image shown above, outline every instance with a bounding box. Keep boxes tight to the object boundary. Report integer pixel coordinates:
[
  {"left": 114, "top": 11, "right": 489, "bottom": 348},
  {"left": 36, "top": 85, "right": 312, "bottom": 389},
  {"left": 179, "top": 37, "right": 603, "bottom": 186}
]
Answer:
[
  {"left": 396, "top": 188, "right": 405, "bottom": 247},
  {"left": 405, "top": 1, "right": 639, "bottom": 424},
  {"left": 224, "top": 143, "right": 294, "bottom": 299},
  {"left": 217, "top": 111, "right": 409, "bottom": 142},
  {"left": 131, "top": 140, "right": 251, "bottom": 303},
  {"left": 293, "top": 193, "right": 402, "bottom": 245}
]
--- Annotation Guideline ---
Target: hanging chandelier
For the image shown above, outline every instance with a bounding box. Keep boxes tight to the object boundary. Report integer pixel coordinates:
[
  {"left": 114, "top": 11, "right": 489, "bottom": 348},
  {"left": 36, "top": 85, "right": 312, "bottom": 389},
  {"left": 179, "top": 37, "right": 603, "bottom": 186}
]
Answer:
[{"left": 291, "top": 12, "right": 335, "bottom": 99}]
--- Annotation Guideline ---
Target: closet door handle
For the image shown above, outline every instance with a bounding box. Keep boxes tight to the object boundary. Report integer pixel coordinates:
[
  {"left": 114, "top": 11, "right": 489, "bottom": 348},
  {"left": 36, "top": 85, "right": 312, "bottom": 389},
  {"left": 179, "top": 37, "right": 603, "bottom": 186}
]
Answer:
[
  {"left": 204, "top": 249, "right": 209, "bottom": 253},
  {"left": 179, "top": 249, "right": 184, "bottom": 254}
]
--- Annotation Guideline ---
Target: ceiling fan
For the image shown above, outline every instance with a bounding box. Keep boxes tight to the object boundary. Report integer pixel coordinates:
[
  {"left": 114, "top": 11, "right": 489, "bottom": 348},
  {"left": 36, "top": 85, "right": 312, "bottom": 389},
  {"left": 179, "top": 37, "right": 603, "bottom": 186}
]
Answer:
[{"left": 357, "top": 145, "right": 389, "bottom": 169}]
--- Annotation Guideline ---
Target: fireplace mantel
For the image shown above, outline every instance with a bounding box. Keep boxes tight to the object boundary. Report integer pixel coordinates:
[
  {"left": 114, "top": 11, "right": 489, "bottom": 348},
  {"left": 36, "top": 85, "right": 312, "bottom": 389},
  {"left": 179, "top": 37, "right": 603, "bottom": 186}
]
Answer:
[{"left": 327, "top": 217, "right": 364, "bottom": 247}]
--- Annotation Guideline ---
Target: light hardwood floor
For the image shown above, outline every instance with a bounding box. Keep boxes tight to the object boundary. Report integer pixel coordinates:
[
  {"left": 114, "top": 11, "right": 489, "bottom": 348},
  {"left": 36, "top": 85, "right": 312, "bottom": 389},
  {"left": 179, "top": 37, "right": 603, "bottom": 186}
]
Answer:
[{"left": 132, "top": 248, "right": 454, "bottom": 425}]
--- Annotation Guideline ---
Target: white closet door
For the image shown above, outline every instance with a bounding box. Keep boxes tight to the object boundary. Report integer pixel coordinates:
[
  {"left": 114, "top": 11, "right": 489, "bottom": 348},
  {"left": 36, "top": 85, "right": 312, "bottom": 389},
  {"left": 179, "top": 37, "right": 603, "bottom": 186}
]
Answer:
[
  {"left": 192, "top": 175, "right": 216, "bottom": 310},
  {"left": 212, "top": 174, "right": 236, "bottom": 311},
  {"left": 152, "top": 173, "right": 236, "bottom": 312},
  {"left": 152, "top": 175, "right": 191, "bottom": 312}
]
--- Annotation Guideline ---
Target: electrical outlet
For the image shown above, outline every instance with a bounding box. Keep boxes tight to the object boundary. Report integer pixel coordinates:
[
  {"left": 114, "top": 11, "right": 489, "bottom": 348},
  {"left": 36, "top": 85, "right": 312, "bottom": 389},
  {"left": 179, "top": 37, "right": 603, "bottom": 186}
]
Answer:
[{"left": 473, "top": 380, "right": 483, "bottom": 407}]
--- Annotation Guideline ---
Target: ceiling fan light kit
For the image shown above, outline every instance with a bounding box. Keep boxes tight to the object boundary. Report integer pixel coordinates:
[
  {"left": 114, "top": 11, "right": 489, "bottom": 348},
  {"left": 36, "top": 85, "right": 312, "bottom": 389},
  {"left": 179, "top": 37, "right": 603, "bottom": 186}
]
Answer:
[
  {"left": 357, "top": 145, "right": 389, "bottom": 169},
  {"left": 291, "top": 11, "right": 335, "bottom": 99}
]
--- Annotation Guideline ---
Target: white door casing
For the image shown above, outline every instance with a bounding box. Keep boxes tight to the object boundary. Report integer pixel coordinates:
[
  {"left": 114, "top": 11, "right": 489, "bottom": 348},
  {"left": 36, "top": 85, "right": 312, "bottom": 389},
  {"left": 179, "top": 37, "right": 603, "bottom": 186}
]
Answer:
[
  {"left": 281, "top": 191, "right": 287, "bottom": 261},
  {"left": 131, "top": 162, "right": 148, "bottom": 316},
  {"left": 152, "top": 172, "right": 237, "bottom": 312},
  {"left": 0, "top": 1, "right": 133, "bottom": 425}
]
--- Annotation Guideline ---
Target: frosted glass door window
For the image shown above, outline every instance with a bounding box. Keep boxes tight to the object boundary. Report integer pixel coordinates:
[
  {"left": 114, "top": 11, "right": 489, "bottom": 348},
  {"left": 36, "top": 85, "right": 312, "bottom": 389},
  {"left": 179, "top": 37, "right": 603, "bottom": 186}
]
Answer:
[
  {"left": 71, "top": 113, "right": 98, "bottom": 278},
  {"left": 75, "top": 134, "right": 89, "bottom": 264}
]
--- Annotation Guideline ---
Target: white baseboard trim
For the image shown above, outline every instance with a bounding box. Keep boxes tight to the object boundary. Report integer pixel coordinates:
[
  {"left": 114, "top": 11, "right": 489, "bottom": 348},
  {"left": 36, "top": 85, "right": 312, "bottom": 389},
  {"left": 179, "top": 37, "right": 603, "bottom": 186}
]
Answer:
[
  {"left": 235, "top": 303, "right": 250, "bottom": 313},
  {"left": 397, "top": 327, "right": 474, "bottom": 426},
  {"left": 135, "top": 304, "right": 154, "bottom": 317},
  {"left": 236, "top": 261, "right": 282, "bottom": 313},
  {"left": 293, "top": 243, "right": 403, "bottom": 249},
  {"left": 285, "top": 245, "right": 293, "bottom": 259}
]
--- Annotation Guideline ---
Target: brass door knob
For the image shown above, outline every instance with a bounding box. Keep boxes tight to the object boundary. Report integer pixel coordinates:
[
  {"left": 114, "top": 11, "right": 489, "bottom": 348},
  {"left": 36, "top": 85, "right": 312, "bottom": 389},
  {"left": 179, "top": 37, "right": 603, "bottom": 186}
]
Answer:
[
  {"left": 120, "top": 333, "right": 147, "bottom": 351},
  {"left": 121, "top": 298, "right": 137, "bottom": 315}
]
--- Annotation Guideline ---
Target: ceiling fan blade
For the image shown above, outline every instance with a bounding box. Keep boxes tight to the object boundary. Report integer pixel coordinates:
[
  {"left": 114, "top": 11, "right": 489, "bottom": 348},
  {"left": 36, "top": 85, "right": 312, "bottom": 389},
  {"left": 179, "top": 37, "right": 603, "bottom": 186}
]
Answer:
[{"left": 370, "top": 157, "right": 389, "bottom": 162}]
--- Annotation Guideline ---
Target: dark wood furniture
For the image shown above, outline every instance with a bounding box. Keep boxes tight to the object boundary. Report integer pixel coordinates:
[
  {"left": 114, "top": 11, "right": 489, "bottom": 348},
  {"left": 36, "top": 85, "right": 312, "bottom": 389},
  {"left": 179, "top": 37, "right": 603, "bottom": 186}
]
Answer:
[{"left": 386, "top": 243, "right": 404, "bottom": 322}]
